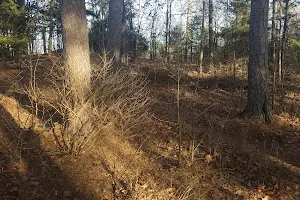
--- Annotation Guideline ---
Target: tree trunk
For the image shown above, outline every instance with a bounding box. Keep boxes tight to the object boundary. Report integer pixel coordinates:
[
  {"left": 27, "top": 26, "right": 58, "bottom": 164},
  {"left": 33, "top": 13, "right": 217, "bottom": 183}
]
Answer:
[
  {"left": 48, "top": 0, "right": 54, "bottom": 56},
  {"left": 107, "top": 0, "right": 124, "bottom": 70},
  {"left": 278, "top": 1, "right": 283, "bottom": 83},
  {"left": 61, "top": 0, "right": 91, "bottom": 97},
  {"left": 242, "top": 0, "right": 273, "bottom": 122},
  {"left": 150, "top": 4, "right": 157, "bottom": 61},
  {"left": 165, "top": 0, "right": 169, "bottom": 62},
  {"left": 270, "top": 0, "right": 276, "bottom": 65},
  {"left": 271, "top": 0, "right": 277, "bottom": 109},
  {"left": 42, "top": 27, "right": 47, "bottom": 54},
  {"left": 61, "top": 0, "right": 92, "bottom": 154},
  {"left": 208, "top": 0, "right": 214, "bottom": 72},
  {"left": 185, "top": 0, "right": 191, "bottom": 62},
  {"left": 199, "top": 0, "right": 205, "bottom": 74},
  {"left": 280, "top": 0, "right": 289, "bottom": 82},
  {"left": 168, "top": 1, "right": 172, "bottom": 61}
]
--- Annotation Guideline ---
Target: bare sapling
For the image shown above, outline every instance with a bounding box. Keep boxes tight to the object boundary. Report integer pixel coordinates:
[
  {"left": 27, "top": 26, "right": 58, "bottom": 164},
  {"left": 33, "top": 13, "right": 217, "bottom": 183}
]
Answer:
[{"left": 41, "top": 55, "right": 149, "bottom": 156}]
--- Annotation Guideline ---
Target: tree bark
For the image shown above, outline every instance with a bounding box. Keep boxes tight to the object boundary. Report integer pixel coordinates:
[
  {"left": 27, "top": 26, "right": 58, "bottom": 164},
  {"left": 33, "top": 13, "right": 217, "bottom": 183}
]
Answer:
[
  {"left": 61, "top": 0, "right": 91, "bottom": 97},
  {"left": 280, "top": 0, "right": 289, "bottom": 82},
  {"left": 61, "top": 0, "right": 92, "bottom": 154},
  {"left": 42, "top": 27, "right": 47, "bottom": 54},
  {"left": 208, "top": 0, "right": 214, "bottom": 72},
  {"left": 107, "top": 0, "right": 124, "bottom": 70},
  {"left": 150, "top": 4, "right": 158, "bottom": 60},
  {"left": 270, "top": 0, "right": 276, "bottom": 65},
  {"left": 271, "top": 0, "right": 277, "bottom": 109},
  {"left": 48, "top": 0, "right": 54, "bottom": 56},
  {"left": 185, "top": 0, "right": 191, "bottom": 62},
  {"left": 242, "top": 0, "right": 273, "bottom": 122},
  {"left": 165, "top": 0, "right": 169, "bottom": 62},
  {"left": 199, "top": 0, "right": 205, "bottom": 74}
]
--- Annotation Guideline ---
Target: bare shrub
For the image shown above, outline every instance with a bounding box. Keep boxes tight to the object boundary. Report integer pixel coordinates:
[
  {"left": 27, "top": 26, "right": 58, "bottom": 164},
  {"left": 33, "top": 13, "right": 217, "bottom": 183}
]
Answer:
[
  {"left": 91, "top": 63, "right": 150, "bottom": 134},
  {"left": 21, "top": 55, "right": 149, "bottom": 156}
]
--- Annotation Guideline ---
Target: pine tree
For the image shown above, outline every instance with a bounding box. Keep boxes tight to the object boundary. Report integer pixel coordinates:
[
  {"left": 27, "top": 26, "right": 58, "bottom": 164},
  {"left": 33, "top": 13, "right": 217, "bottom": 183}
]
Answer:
[{"left": 242, "top": 0, "right": 273, "bottom": 122}]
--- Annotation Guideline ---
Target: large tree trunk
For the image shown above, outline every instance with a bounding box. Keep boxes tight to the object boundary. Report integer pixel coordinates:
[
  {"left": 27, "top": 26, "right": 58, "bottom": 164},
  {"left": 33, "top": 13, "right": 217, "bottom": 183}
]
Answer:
[
  {"left": 242, "top": 0, "right": 273, "bottom": 122},
  {"left": 107, "top": 0, "right": 123, "bottom": 70},
  {"left": 208, "top": 0, "right": 214, "bottom": 72},
  {"left": 61, "top": 0, "right": 91, "bottom": 97},
  {"left": 61, "top": 0, "right": 92, "bottom": 154}
]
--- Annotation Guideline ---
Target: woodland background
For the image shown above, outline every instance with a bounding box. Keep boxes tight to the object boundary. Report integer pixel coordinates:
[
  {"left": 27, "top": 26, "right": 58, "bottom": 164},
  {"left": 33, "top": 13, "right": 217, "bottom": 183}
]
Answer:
[{"left": 0, "top": 0, "right": 300, "bottom": 199}]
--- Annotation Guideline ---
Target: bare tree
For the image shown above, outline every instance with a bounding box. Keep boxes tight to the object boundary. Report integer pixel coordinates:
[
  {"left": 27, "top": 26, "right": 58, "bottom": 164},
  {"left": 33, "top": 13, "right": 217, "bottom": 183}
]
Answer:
[
  {"left": 199, "top": 0, "right": 205, "bottom": 74},
  {"left": 107, "top": 0, "right": 124, "bottom": 69},
  {"left": 48, "top": 0, "right": 54, "bottom": 56},
  {"left": 165, "top": 0, "right": 170, "bottom": 62},
  {"left": 208, "top": 0, "right": 214, "bottom": 72},
  {"left": 185, "top": 0, "right": 191, "bottom": 62},
  {"left": 165, "top": 0, "right": 174, "bottom": 62},
  {"left": 242, "top": 0, "right": 273, "bottom": 122},
  {"left": 150, "top": 0, "right": 159, "bottom": 60}
]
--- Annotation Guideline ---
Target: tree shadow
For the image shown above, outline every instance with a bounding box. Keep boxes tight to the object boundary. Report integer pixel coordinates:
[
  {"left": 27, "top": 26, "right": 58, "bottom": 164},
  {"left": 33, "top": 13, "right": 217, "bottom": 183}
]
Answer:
[
  {"left": 141, "top": 70, "right": 300, "bottom": 198},
  {"left": 0, "top": 104, "right": 97, "bottom": 200},
  {"left": 140, "top": 65, "right": 247, "bottom": 92},
  {"left": 11, "top": 92, "right": 64, "bottom": 126}
]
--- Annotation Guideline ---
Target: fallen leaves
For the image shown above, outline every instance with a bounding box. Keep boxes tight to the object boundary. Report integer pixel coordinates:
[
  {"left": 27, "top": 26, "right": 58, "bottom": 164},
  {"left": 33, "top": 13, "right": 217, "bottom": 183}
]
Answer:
[
  {"left": 14, "top": 160, "right": 28, "bottom": 176},
  {"left": 63, "top": 190, "right": 72, "bottom": 198},
  {"left": 204, "top": 154, "right": 213, "bottom": 164}
]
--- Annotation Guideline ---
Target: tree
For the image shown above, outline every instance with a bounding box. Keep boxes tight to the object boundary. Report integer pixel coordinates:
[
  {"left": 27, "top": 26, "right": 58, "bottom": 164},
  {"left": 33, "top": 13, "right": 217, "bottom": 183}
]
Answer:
[
  {"left": 242, "top": 0, "right": 273, "bottom": 122},
  {"left": 199, "top": 0, "right": 206, "bottom": 74},
  {"left": 107, "top": 0, "right": 123, "bottom": 69},
  {"left": 165, "top": 0, "right": 173, "bottom": 62},
  {"left": 270, "top": 0, "right": 277, "bottom": 66},
  {"left": 170, "top": 25, "right": 185, "bottom": 62},
  {"left": 219, "top": 0, "right": 250, "bottom": 67},
  {"left": 149, "top": 0, "right": 160, "bottom": 60},
  {"left": 0, "top": 0, "right": 27, "bottom": 57},
  {"left": 208, "top": 0, "right": 214, "bottom": 72},
  {"left": 270, "top": 0, "right": 277, "bottom": 108},
  {"left": 184, "top": 0, "right": 191, "bottom": 62},
  {"left": 61, "top": 0, "right": 92, "bottom": 154},
  {"left": 48, "top": 0, "right": 55, "bottom": 56},
  {"left": 280, "top": 0, "right": 290, "bottom": 82}
]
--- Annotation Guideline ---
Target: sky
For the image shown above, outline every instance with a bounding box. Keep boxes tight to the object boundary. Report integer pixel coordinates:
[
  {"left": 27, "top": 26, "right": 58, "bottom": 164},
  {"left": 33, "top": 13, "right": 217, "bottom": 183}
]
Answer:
[{"left": 24, "top": 0, "right": 300, "bottom": 53}]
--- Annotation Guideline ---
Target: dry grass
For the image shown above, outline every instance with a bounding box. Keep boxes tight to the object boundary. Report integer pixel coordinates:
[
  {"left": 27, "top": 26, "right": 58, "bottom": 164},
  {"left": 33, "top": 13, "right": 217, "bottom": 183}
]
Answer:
[
  {"left": 1, "top": 56, "right": 300, "bottom": 199},
  {"left": 18, "top": 55, "right": 150, "bottom": 156}
]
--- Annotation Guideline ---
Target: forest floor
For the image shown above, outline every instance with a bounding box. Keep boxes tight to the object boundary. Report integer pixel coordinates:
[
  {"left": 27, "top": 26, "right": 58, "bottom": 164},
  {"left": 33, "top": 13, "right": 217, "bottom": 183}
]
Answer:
[{"left": 0, "top": 55, "right": 300, "bottom": 200}]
